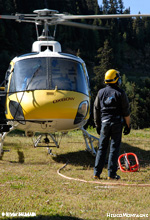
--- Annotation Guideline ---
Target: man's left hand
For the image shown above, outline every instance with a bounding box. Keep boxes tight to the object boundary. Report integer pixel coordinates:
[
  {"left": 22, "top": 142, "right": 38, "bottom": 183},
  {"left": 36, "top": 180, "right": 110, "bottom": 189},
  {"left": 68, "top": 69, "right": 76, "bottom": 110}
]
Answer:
[{"left": 123, "top": 125, "right": 131, "bottom": 135}]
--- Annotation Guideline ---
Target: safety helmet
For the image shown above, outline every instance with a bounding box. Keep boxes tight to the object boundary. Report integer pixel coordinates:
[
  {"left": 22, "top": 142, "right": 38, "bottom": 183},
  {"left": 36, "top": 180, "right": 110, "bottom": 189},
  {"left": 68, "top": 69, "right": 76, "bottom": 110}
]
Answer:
[{"left": 104, "top": 69, "right": 121, "bottom": 84}]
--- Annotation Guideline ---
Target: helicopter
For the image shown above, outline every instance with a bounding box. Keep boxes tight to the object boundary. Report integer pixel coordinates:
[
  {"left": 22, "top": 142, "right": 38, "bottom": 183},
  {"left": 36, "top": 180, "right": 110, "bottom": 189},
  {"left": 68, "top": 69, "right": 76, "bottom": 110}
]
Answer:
[{"left": 0, "top": 9, "right": 150, "bottom": 157}]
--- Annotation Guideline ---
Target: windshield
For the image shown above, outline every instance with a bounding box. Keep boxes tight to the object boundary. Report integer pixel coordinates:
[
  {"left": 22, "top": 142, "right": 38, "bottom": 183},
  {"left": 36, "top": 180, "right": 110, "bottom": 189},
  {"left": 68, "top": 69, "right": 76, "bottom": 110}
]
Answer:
[{"left": 9, "top": 57, "right": 89, "bottom": 95}]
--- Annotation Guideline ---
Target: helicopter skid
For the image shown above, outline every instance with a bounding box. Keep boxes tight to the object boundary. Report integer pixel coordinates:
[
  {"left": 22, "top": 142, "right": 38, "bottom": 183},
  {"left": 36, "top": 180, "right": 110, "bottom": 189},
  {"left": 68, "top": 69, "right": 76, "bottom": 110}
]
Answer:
[
  {"left": 0, "top": 126, "right": 14, "bottom": 157},
  {"left": 81, "top": 127, "right": 99, "bottom": 157},
  {"left": 0, "top": 134, "right": 3, "bottom": 157},
  {"left": 0, "top": 133, "right": 8, "bottom": 157}
]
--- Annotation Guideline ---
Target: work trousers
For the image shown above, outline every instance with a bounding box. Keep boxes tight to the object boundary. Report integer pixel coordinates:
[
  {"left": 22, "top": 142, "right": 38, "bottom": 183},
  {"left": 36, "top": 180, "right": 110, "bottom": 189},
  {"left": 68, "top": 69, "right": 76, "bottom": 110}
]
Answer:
[{"left": 94, "top": 121, "right": 122, "bottom": 177}]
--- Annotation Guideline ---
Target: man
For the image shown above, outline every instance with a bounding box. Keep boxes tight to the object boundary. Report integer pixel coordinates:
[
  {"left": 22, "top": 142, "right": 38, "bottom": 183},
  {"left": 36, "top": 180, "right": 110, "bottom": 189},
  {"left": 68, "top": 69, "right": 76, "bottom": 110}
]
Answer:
[{"left": 93, "top": 69, "right": 130, "bottom": 180}]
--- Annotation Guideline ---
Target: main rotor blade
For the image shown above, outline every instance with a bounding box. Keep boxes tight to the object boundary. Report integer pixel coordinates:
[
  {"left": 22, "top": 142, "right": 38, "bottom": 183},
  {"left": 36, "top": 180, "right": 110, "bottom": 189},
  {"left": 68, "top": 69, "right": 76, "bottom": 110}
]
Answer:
[
  {"left": 60, "top": 14, "right": 150, "bottom": 20},
  {"left": 0, "top": 15, "right": 19, "bottom": 20},
  {"left": 17, "top": 20, "right": 36, "bottom": 23},
  {"left": 58, "top": 21, "right": 108, "bottom": 30},
  {"left": 19, "top": 14, "right": 36, "bottom": 17},
  {"left": 1, "top": 11, "right": 150, "bottom": 30}
]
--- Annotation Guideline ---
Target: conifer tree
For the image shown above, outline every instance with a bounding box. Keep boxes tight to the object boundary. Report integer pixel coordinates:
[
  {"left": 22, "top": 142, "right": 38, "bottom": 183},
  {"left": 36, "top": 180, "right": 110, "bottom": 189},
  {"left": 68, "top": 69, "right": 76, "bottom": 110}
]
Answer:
[
  {"left": 102, "top": 0, "right": 109, "bottom": 14},
  {"left": 132, "top": 16, "right": 145, "bottom": 49},
  {"left": 118, "top": 0, "right": 124, "bottom": 14},
  {"left": 93, "top": 39, "right": 114, "bottom": 93}
]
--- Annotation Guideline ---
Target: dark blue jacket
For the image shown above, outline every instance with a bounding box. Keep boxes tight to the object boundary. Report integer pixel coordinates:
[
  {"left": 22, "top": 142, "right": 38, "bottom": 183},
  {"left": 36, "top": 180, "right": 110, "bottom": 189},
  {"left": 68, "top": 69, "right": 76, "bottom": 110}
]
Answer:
[{"left": 94, "top": 84, "right": 130, "bottom": 127}]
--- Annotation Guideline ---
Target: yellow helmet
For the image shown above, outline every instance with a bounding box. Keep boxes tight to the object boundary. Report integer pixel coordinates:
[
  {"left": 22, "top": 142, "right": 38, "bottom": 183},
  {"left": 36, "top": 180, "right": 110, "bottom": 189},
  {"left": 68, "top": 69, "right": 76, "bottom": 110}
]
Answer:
[{"left": 104, "top": 69, "right": 120, "bottom": 84}]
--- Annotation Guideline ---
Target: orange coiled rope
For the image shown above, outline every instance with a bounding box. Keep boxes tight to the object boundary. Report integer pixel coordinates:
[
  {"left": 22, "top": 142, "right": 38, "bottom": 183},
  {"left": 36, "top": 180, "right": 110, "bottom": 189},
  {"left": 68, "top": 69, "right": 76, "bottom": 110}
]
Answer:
[{"left": 57, "top": 161, "right": 150, "bottom": 187}]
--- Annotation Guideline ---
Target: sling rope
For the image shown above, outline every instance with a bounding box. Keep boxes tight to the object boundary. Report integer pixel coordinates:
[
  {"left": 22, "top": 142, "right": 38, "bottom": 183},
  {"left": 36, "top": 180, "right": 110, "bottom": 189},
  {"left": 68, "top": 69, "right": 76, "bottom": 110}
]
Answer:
[{"left": 57, "top": 161, "right": 150, "bottom": 187}]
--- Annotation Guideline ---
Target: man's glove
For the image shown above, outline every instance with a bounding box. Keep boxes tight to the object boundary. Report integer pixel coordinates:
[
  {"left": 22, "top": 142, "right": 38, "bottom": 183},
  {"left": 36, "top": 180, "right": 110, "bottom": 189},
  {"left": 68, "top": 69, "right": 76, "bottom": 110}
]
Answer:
[
  {"left": 123, "top": 124, "right": 131, "bottom": 135},
  {"left": 96, "top": 126, "right": 101, "bottom": 135}
]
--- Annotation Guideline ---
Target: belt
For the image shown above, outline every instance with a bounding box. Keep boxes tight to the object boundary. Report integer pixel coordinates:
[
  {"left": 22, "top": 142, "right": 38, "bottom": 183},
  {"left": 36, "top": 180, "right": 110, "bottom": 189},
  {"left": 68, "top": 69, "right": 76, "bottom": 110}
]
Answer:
[{"left": 102, "top": 116, "right": 122, "bottom": 123}]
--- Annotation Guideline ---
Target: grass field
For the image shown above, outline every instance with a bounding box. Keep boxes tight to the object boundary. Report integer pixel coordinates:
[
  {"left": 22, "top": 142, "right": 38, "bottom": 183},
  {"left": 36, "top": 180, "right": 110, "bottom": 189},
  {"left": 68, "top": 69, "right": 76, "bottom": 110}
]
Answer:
[{"left": 0, "top": 128, "right": 150, "bottom": 220}]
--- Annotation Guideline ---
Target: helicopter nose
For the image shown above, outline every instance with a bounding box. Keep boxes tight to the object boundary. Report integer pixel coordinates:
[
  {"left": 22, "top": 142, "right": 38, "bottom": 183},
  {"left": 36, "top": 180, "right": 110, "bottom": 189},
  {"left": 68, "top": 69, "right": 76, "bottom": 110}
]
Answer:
[
  {"left": 6, "top": 90, "right": 90, "bottom": 131},
  {"left": 22, "top": 90, "right": 89, "bottom": 121}
]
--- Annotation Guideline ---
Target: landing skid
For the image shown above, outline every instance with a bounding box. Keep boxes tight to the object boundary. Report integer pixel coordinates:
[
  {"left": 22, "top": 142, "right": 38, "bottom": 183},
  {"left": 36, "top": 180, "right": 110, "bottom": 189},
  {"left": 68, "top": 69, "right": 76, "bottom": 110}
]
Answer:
[
  {"left": 33, "top": 133, "right": 59, "bottom": 155},
  {"left": 0, "top": 133, "right": 11, "bottom": 158},
  {"left": 81, "top": 127, "right": 99, "bottom": 156},
  {"left": 0, "top": 133, "right": 5, "bottom": 157},
  {"left": 0, "top": 126, "right": 14, "bottom": 157}
]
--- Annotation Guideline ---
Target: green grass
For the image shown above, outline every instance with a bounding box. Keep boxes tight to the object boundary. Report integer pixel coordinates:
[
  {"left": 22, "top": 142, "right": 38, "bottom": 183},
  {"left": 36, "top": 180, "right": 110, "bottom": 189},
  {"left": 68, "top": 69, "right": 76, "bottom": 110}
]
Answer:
[{"left": 0, "top": 128, "right": 150, "bottom": 220}]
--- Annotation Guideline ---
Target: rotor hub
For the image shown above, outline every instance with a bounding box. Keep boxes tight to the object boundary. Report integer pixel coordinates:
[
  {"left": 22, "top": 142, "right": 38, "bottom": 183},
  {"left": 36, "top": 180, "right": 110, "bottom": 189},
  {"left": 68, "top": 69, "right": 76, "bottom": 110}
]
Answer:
[{"left": 33, "top": 9, "right": 59, "bottom": 16}]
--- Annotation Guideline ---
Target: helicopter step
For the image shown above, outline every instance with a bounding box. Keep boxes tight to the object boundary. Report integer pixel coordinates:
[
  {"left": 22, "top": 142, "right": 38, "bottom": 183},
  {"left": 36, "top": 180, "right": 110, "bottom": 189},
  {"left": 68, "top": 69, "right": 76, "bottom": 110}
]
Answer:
[
  {"left": 81, "top": 127, "right": 99, "bottom": 157},
  {"left": 33, "top": 133, "right": 59, "bottom": 155},
  {"left": 34, "top": 145, "right": 57, "bottom": 148}
]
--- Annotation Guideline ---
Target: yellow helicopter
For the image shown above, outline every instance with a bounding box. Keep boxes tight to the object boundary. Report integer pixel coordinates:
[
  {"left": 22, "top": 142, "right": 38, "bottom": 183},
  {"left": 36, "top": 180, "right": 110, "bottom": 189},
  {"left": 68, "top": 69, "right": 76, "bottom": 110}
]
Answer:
[{"left": 0, "top": 9, "right": 149, "bottom": 156}]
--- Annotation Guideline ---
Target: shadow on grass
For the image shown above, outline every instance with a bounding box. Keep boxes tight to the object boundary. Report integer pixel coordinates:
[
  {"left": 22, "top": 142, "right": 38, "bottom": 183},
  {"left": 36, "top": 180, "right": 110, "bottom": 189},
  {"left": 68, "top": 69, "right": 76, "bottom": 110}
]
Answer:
[
  {"left": 0, "top": 150, "right": 25, "bottom": 163},
  {"left": 53, "top": 150, "right": 95, "bottom": 168},
  {"left": 120, "top": 142, "right": 150, "bottom": 167},
  {"left": 3, "top": 215, "right": 83, "bottom": 220},
  {"left": 53, "top": 142, "right": 150, "bottom": 168},
  {"left": 2, "top": 140, "right": 149, "bottom": 168}
]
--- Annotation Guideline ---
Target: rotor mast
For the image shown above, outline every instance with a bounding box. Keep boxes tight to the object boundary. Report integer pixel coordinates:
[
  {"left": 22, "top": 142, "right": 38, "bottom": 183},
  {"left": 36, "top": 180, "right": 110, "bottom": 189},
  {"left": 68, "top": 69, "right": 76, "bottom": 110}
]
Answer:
[{"left": 33, "top": 9, "right": 59, "bottom": 41}]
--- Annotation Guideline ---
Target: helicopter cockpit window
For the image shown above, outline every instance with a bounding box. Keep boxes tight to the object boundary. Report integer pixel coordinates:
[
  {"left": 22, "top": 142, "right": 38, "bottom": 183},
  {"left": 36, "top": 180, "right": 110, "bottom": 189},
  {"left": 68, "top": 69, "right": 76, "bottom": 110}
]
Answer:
[
  {"left": 51, "top": 58, "right": 89, "bottom": 95},
  {"left": 9, "top": 57, "right": 89, "bottom": 95},
  {"left": 9, "top": 58, "right": 47, "bottom": 93}
]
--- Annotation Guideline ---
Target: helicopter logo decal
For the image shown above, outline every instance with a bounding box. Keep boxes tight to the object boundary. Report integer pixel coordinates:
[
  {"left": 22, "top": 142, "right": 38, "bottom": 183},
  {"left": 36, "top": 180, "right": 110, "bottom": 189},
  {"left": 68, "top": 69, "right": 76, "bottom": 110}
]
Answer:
[{"left": 53, "top": 97, "right": 75, "bottom": 104}]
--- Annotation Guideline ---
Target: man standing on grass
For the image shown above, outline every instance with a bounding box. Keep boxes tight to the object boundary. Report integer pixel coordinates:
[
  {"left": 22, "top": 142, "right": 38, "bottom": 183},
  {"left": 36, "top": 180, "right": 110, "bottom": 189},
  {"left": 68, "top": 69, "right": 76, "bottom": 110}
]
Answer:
[{"left": 93, "top": 69, "right": 131, "bottom": 180}]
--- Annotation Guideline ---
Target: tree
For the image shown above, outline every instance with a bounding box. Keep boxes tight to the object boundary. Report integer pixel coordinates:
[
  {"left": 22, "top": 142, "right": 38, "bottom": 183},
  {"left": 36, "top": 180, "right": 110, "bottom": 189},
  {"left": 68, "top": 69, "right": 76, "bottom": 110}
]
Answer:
[
  {"left": 137, "top": 78, "right": 150, "bottom": 128},
  {"left": 86, "top": 0, "right": 98, "bottom": 14},
  {"left": 122, "top": 75, "right": 140, "bottom": 129},
  {"left": 93, "top": 39, "right": 114, "bottom": 93},
  {"left": 109, "top": 0, "right": 118, "bottom": 14},
  {"left": 118, "top": 0, "right": 124, "bottom": 14},
  {"left": 102, "top": 0, "right": 109, "bottom": 14},
  {"left": 132, "top": 16, "right": 145, "bottom": 49}
]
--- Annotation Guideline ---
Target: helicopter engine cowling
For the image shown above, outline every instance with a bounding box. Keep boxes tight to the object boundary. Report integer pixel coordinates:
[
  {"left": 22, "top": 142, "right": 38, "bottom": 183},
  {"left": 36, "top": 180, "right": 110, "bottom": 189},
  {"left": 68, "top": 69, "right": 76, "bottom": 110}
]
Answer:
[{"left": 32, "top": 41, "right": 61, "bottom": 53}]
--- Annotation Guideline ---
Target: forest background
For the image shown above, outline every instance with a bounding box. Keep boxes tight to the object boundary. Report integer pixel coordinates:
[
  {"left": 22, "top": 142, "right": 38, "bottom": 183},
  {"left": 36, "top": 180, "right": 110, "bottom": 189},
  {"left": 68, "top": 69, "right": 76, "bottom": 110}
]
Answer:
[{"left": 0, "top": 0, "right": 150, "bottom": 129}]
